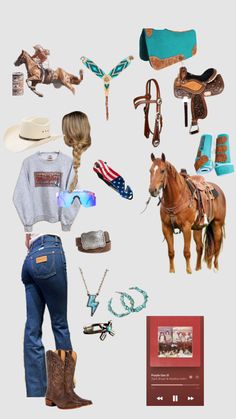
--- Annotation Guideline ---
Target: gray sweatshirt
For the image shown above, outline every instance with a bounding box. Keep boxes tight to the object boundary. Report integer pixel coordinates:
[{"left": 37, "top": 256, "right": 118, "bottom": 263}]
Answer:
[{"left": 13, "top": 151, "right": 80, "bottom": 232}]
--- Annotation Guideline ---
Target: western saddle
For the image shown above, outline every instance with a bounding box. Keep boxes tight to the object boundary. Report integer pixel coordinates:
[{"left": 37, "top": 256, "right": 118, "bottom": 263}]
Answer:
[
  {"left": 180, "top": 169, "right": 218, "bottom": 229},
  {"left": 174, "top": 66, "right": 224, "bottom": 134}
]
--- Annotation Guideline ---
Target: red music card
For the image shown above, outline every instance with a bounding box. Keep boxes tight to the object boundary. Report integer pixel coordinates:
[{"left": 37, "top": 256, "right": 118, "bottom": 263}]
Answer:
[{"left": 147, "top": 316, "right": 204, "bottom": 406}]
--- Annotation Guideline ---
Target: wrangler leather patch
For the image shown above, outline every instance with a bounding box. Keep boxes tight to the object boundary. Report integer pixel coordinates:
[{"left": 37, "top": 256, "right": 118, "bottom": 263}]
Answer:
[
  {"left": 34, "top": 172, "right": 62, "bottom": 187},
  {"left": 36, "top": 255, "right": 48, "bottom": 264}
]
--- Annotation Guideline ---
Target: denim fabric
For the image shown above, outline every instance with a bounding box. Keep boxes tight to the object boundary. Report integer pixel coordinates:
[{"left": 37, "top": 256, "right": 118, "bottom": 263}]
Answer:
[{"left": 21, "top": 235, "right": 72, "bottom": 397}]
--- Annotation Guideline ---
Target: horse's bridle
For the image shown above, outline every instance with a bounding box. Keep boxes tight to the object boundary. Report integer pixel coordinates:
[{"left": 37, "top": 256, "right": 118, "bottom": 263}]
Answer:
[
  {"left": 151, "top": 163, "right": 168, "bottom": 196},
  {"left": 133, "top": 79, "right": 163, "bottom": 147},
  {"left": 15, "top": 51, "right": 24, "bottom": 66},
  {"left": 141, "top": 163, "right": 166, "bottom": 213},
  {"left": 150, "top": 164, "right": 186, "bottom": 234},
  {"left": 15, "top": 51, "right": 40, "bottom": 71}
]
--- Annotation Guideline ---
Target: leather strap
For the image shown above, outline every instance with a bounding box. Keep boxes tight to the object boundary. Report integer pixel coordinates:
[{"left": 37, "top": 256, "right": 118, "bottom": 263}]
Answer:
[
  {"left": 184, "top": 101, "right": 188, "bottom": 127},
  {"left": 161, "top": 195, "right": 191, "bottom": 217},
  {"left": 75, "top": 231, "right": 111, "bottom": 253},
  {"left": 133, "top": 79, "right": 163, "bottom": 147}
]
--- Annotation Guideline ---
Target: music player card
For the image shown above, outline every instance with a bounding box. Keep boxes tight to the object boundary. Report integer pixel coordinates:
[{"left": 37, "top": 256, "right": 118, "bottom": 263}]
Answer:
[{"left": 147, "top": 316, "right": 204, "bottom": 406}]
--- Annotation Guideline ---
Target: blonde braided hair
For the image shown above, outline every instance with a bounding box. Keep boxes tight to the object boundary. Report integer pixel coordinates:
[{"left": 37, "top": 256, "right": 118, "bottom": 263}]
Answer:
[{"left": 62, "top": 111, "right": 91, "bottom": 192}]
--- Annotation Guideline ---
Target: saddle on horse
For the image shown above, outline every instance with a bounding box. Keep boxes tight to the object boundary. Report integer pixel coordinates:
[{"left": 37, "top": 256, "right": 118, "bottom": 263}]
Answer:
[
  {"left": 180, "top": 170, "right": 218, "bottom": 228},
  {"left": 140, "top": 28, "right": 197, "bottom": 70},
  {"left": 133, "top": 79, "right": 163, "bottom": 147},
  {"left": 174, "top": 67, "right": 224, "bottom": 134},
  {"left": 38, "top": 66, "right": 54, "bottom": 84}
]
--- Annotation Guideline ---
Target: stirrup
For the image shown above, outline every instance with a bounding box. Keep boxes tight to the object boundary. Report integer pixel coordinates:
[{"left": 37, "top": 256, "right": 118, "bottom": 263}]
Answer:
[
  {"left": 197, "top": 214, "right": 209, "bottom": 228},
  {"left": 189, "top": 122, "right": 199, "bottom": 135},
  {"left": 173, "top": 227, "right": 182, "bottom": 235},
  {"left": 202, "top": 214, "right": 209, "bottom": 226}
]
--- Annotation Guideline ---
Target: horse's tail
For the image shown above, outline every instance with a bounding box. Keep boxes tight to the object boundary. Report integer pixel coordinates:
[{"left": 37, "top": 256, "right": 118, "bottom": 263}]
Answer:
[
  {"left": 70, "top": 69, "right": 83, "bottom": 85},
  {"left": 204, "top": 222, "right": 225, "bottom": 268},
  {"left": 203, "top": 223, "right": 214, "bottom": 268}
]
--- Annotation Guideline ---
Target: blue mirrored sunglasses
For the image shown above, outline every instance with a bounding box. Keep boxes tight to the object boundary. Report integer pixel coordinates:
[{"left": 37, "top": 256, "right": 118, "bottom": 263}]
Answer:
[{"left": 57, "top": 190, "right": 96, "bottom": 208}]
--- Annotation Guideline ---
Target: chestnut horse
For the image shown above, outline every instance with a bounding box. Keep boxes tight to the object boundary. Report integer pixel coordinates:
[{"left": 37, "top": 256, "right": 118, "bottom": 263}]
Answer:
[
  {"left": 15, "top": 50, "right": 83, "bottom": 97},
  {"left": 149, "top": 153, "right": 226, "bottom": 273}
]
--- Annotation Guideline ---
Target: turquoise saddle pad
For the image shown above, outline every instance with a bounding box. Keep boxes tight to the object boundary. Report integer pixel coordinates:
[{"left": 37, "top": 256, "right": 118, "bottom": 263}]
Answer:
[{"left": 140, "top": 28, "right": 197, "bottom": 70}]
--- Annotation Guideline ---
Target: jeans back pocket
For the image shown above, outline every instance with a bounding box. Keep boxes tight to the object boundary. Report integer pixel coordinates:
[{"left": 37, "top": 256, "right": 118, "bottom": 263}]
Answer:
[{"left": 30, "top": 251, "right": 56, "bottom": 279}]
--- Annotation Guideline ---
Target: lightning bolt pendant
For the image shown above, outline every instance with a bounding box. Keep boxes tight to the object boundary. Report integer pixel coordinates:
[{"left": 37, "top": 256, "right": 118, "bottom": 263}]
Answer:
[{"left": 87, "top": 294, "right": 99, "bottom": 316}]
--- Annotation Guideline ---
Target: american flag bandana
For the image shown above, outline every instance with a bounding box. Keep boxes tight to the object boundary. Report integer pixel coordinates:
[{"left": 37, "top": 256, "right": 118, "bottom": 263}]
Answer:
[{"left": 93, "top": 160, "right": 133, "bottom": 200}]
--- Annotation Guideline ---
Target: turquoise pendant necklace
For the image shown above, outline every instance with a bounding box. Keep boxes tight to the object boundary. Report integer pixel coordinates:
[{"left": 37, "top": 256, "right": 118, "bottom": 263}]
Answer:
[{"left": 79, "top": 268, "right": 109, "bottom": 316}]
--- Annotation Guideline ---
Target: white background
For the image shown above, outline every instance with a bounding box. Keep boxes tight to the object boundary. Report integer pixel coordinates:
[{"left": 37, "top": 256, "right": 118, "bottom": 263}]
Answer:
[{"left": 0, "top": 0, "right": 235, "bottom": 417}]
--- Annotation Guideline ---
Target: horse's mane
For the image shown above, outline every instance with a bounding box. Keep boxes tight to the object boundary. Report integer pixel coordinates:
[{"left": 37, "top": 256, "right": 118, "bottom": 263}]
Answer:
[
  {"left": 166, "top": 161, "right": 185, "bottom": 186},
  {"left": 22, "top": 50, "right": 32, "bottom": 58},
  {"left": 166, "top": 161, "right": 178, "bottom": 178}
]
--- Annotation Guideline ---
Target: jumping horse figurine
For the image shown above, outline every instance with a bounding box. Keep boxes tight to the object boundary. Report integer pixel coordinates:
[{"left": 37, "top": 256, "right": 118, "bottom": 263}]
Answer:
[
  {"left": 149, "top": 153, "right": 226, "bottom": 273},
  {"left": 14, "top": 50, "right": 83, "bottom": 97}
]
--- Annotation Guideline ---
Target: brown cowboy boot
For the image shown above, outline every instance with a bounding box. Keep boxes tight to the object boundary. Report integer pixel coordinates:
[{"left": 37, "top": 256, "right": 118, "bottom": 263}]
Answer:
[
  {"left": 64, "top": 351, "right": 92, "bottom": 406},
  {"left": 45, "top": 350, "right": 82, "bottom": 409}
]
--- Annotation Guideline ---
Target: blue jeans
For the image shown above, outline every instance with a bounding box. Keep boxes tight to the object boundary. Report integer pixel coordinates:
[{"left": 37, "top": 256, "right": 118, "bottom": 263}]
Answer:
[{"left": 21, "top": 235, "right": 72, "bottom": 397}]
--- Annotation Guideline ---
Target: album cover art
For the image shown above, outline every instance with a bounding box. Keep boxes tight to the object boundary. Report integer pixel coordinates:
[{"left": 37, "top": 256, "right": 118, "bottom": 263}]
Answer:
[{"left": 158, "top": 326, "right": 193, "bottom": 358}]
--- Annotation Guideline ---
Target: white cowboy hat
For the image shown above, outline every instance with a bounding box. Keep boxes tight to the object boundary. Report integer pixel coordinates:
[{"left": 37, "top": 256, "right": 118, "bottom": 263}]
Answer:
[
  {"left": 33, "top": 45, "right": 50, "bottom": 54},
  {"left": 4, "top": 116, "right": 62, "bottom": 152}
]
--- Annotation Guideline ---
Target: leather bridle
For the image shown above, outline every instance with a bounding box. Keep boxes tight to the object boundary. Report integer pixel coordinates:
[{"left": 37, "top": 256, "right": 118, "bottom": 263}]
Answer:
[
  {"left": 133, "top": 79, "right": 163, "bottom": 147},
  {"left": 150, "top": 160, "right": 168, "bottom": 193}
]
